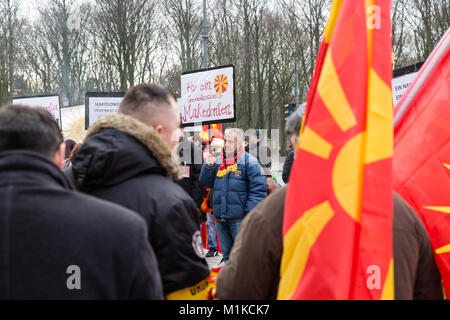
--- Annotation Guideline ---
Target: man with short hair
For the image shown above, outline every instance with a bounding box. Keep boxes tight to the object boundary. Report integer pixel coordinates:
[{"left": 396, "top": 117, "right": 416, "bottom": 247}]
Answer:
[
  {"left": 0, "top": 104, "right": 163, "bottom": 299},
  {"left": 69, "top": 83, "right": 211, "bottom": 299},
  {"left": 199, "top": 128, "right": 267, "bottom": 262}
]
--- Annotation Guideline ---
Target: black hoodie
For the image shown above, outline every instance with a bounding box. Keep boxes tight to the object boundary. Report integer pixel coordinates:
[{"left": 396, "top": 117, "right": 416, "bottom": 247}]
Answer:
[
  {"left": 0, "top": 151, "right": 163, "bottom": 299},
  {"left": 69, "top": 114, "right": 210, "bottom": 297}
]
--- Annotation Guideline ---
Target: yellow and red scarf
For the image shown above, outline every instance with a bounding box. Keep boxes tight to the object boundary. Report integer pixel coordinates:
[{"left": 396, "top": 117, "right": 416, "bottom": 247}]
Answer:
[
  {"left": 200, "top": 148, "right": 245, "bottom": 214},
  {"left": 216, "top": 148, "right": 245, "bottom": 178}
]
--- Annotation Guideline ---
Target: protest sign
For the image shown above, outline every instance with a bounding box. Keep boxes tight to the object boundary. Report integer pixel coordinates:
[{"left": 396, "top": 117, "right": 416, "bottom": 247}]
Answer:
[
  {"left": 180, "top": 65, "right": 235, "bottom": 126},
  {"left": 392, "top": 72, "right": 418, "bottom": 108},
  {"left": 12, "top": 94, "right": 62, "bottom": 128},
  {"left": 85, "top": 92, "right": 124, "bottom": 129}
]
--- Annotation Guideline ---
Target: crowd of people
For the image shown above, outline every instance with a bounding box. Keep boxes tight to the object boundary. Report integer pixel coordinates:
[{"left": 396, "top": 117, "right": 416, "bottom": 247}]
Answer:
[{"left": 0, "top": 82, "right": 444, "bottom": 300}]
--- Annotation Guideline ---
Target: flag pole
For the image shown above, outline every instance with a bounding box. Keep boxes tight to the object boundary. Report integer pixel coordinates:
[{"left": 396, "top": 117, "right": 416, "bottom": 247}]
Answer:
[{"left": 202, "top": 0, "right": 212, "bottom": 153}]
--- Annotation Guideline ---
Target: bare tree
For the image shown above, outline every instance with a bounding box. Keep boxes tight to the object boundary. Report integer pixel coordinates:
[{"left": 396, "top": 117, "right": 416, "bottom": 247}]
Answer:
[
  {"left": 162, "top": 0, "right": 202, "bottom": 72},
  {"left": 391, "top": 0, "right": 410, "bottom": 68},
  {"left": 35, "top": 0, "right": 92, "bottom": 106},
  {"left": 0, "top": 0, "right": 24, "bottom": 103},
  {"left": 210, "top": 1, "right": 241, "bottom": 127},
  {"left": 22, "top": 23, "right": 57, "bottom": 94},
  {"left": 210, "top": 0, "right": 239, "bottom": 67},
  {"left": 407, "top": 0, "right": 450, "bottom": 62},
  {"left": 91, "top": 0, "right": 159, "bottom": 92}
]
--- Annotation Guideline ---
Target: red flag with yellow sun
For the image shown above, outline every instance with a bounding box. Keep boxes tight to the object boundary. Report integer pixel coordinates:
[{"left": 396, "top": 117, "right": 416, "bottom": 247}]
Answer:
[
  {"left": 278, "top": 0, "right": 394, "bottom": 299},
  {"left": 393, "top": 28, "right": 450, "bottom": 298}
]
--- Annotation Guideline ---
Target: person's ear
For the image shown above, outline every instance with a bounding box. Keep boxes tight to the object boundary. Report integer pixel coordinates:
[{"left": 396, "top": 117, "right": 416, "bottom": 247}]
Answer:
[
  {"left": 154, "top": 124, "right": 164, "bottom": 134},
  {"left": 53, "top": 143, "right": 66, "bottom": 169}
]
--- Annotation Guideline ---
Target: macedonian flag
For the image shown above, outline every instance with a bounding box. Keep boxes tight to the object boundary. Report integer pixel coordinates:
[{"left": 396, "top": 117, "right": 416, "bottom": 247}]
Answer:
[
  {"left": 393, "top": 28, "right": 450, "bottom": 298},
  {"left": 278, "top": 0, "right": 394, "bottom": 299}
]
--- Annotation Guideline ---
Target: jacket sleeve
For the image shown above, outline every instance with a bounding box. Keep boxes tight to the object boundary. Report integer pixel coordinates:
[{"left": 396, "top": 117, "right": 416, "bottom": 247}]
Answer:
[
  {"left": 191, "top": 163, "right": 204, "bottom": 208},
  {"left": 129, "top": 220, "right": 164, "bottom": 300},
  {"left": 245, "top": 160, "right": 267, "bottom": 214},
  {"left": 148, "top": 191, "right": 211, "bottom": 296},
  {"left": 199, "top": 162, "right": 219, "bottom": 188}
]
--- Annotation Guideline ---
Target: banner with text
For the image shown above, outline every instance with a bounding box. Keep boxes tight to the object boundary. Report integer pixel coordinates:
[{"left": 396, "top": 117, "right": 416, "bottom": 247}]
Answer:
[
  {"left": 12, "top": 95, "right": 61, "bottom": 128},
  {"left": 392, "top": 72, "right": 418, "bottom": 109},
  {"left": 180, "top": 65, "right": 235, "bottom": 126},
  {"left": 85, "top": 92, "right": 124, "bottom": 129}
]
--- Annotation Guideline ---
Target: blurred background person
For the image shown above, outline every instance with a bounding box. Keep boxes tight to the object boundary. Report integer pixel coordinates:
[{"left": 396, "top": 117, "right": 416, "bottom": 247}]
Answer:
[
  {"left": 204, "top": 137, "right": 225, "bottom": 258},
  {"left": 176, "top": 131, "right": 204, "bottom": 210},
  {"left": 282, "top": 104, "right": 304, "bottom": 184}
]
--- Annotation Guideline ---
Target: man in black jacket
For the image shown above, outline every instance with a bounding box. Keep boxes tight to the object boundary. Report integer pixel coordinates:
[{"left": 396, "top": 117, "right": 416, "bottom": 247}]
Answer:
[
  {"left": 69, "top": 84, "right": 211, "bottom": 299},
  {"left": 176, "top": 133, "right": 204, "bottom": 209},
  {"left": 0, "top": 105, "right": 163, "bottom": 299}
]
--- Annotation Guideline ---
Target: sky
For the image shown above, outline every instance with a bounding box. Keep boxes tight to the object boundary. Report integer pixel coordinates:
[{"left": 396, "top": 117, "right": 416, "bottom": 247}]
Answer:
[{"left": 19, "top": 0, "right": 90, "bottom": 21}]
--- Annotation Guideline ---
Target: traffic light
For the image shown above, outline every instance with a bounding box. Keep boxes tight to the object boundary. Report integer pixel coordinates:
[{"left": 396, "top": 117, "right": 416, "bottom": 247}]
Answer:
[{"left": 284, "top": 103, "right": 296, "bottom": 120}]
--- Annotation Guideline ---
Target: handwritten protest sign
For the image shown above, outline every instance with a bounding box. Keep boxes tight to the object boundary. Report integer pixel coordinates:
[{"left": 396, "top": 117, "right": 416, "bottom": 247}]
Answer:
[
  {"left": 180, "top": 65, "right": 235, "bottom": 126},
  {"left": 12, "top": 95, "right": 61, "bottom": 128},
  {"left": 85, "top": 92, "right": 124, "bottom": 129}
]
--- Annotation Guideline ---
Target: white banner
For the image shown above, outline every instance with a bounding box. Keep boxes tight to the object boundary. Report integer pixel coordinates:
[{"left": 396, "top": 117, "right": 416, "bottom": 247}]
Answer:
[
  {"left": 85, "top": 92, "right": 124, "bottom": 129},
  {"left": 12, "top": 95, "right": 61, "bottom": 127},
  {"left": 392, "top": 72, "right": 418, "bottom": 109},
  {"left": 180, "top": 65, "right": 235, "bottom": 125}
]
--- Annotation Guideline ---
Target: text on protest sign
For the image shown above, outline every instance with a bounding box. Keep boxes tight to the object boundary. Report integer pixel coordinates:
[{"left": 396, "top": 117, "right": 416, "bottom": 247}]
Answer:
[
  {"left": 392, "top": 72, "right": 418, "bottom": 109},
  {"left": 85, "top": 92, "right": 124, "bottom": 129},
  {"left": 12, "top": 95, "right": 61, "bottom": 128},
  {"left": 180, "top": 65, "right": 235, "bottom": 126}
]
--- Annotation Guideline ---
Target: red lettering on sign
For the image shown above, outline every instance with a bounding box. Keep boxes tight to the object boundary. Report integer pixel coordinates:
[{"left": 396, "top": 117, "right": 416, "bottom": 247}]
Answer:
[{"left": 183, "top": 102, "right": 233, "bottom": 122}]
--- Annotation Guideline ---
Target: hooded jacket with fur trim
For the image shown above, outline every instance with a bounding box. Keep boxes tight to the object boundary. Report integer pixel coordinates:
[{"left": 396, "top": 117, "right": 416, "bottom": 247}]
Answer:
[{"left": 68, "top": 114, "right": 210, "bottom": 296}]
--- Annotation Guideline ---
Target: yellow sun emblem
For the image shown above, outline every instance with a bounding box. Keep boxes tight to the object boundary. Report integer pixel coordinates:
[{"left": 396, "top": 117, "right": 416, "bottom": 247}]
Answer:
[
  {"left": 424, "top": 163, "right": 450, "bottom": 255},
  {"left": 214, "top": 74, "right": 228, "bottom": 94},
  {"left": 62, "top": 106, "right": 86, "bottom": 143}
]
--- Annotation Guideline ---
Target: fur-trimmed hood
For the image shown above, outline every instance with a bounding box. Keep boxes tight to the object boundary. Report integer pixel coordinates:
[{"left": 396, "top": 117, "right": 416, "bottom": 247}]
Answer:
[{"left": 71, "top": 113, "right": 181, "bottom": 189}]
